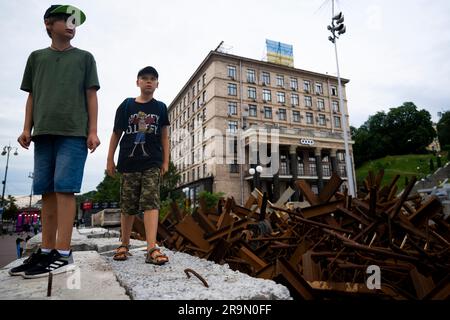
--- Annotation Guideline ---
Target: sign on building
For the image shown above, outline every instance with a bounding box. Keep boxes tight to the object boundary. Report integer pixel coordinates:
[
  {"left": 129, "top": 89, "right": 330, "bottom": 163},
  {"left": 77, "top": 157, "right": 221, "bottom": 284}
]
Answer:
[{"left": 266, "top": 39, "right": 294, "bottom": 67}]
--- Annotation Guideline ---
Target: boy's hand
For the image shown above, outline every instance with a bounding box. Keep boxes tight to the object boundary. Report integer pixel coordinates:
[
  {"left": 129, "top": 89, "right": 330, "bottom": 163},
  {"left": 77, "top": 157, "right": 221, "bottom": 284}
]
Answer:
[
  {"left": 17, "top": 130, "right": 31, "bottom": 149},
  {"left": 161, "top": 162, "right": 169, "bottom": 176},
  {"left": 87, "top": 133, "right": 100, "bottom": 153},
  {"left": 107, "top": 160, "right": 116, "bottom": 177}
]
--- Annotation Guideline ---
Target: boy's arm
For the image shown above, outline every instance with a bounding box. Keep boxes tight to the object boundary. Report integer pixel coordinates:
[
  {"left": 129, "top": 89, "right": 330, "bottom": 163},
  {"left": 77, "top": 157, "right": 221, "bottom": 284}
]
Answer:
[
  {"left": 161, "top": 126, "right": 170, "bottom": 175},
  {"left": 107, "top": 131, "right": 121, "bottom": 177},
  {"left": 86, "top": 88, "right": 101, "bottom": 153},
  {"left": 17, "top": 93, "right": 33, "bottom": 149}
]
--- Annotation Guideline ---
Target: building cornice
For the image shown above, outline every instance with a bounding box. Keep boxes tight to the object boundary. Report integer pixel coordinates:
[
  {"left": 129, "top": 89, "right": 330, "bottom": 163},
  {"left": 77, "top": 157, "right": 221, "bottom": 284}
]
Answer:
[{"left": 168, "top": 50, "right": 350, "bottom": 111}]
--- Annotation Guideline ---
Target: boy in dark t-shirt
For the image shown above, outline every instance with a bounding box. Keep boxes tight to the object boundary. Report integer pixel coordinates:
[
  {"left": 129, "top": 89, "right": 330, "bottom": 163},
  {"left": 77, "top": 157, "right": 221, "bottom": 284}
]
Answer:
[{"left": 107, "top": 66, "right": 170, "bottom": 265}]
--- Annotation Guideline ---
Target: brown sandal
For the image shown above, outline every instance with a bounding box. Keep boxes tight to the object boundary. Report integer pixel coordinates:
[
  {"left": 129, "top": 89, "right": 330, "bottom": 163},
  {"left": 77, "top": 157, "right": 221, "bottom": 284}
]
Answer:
[
  {"left": 113, "top": 245, "right": 132, "bottom": 261},
  {"left": 145, "top": 247, "right": 168, "bottom": 265}
]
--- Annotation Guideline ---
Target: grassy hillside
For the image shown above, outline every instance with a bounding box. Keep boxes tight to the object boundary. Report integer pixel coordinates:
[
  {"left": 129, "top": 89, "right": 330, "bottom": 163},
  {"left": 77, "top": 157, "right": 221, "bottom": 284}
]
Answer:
[{"left": 356, "top": 153, "right": 447, "bottom": 190}]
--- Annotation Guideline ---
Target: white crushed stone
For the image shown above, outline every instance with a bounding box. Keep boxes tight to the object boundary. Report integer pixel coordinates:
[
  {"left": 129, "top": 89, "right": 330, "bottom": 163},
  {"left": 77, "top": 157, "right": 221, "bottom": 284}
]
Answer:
[{"left": 107, "top": 248, "right": 292, "bottom": 300}]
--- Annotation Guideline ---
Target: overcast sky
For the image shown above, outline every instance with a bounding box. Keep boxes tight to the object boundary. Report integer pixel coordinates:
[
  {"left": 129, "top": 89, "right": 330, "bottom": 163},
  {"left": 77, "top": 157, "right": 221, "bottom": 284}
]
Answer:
[{"left": 0, "top": 0, "right": 449, "bottom": 196}]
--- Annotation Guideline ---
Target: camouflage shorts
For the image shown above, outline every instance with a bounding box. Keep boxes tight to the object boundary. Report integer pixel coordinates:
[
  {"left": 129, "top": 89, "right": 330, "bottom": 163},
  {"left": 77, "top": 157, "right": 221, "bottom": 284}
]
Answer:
[{"left": 120, "top": 167, "right": 161, "bottom": 215}]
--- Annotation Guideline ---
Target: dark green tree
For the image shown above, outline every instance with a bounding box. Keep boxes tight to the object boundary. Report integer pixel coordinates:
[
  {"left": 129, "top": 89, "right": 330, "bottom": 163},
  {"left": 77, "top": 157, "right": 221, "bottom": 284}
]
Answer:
[
  {"left": 352, "top": 102, "right": 436, "bottom": 167},
  {"left": 385, "top": 102, "right": 436, "bottom": 155},
  {"left": 160, "top": 161, "right": 182, "bottom": 201},
  {"left": 95, "top": 172, "right": 121, "bottom": 202},
  {"left": 2, "top": 195, "right": 18, "bottom": 220},
  {"left": 351, "top": 125, "right": 370, "bottom": 167},
  {"left": 429, "top": 158, "right": 435, "bottom": 172},
  {"left": 437, "top": 155, "right": 442, "bottom": 168},
  {"left": 437, "top": 111, "right": 450, "bottom": 151}
]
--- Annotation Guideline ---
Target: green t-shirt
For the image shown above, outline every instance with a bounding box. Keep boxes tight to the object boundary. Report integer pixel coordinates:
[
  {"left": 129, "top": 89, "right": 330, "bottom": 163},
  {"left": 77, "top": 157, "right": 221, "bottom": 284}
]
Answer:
[{"left": 20, "top": 47, "right": 100, "bottom": 137}]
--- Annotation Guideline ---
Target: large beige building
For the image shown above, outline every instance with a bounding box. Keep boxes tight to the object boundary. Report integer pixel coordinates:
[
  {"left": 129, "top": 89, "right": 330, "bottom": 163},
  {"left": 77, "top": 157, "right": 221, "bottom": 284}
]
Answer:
[{"left": 168, "top": 49, "right": 355, "bottom": 205}]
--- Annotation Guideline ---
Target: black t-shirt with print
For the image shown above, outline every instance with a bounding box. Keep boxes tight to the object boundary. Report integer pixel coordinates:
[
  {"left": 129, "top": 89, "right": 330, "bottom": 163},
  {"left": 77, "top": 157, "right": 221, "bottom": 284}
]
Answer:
[{"left": 114, "top": 98, "right": 170, "bottom": 173}]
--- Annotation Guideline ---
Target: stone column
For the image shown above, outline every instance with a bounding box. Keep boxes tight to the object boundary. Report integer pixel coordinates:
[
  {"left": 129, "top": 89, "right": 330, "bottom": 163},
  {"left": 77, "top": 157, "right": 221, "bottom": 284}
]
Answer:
[
  {"left": 315, "top": 148, "right": 324, "bottom": 192},
  {"left": 330, "top": 148, "right": 338, "bottom": 174},
  {"left": 302, "top": 150, "right": 309, "bottom": 175},
  {"left": 289, "top": 145, "right": 299, "bottom": 201}
]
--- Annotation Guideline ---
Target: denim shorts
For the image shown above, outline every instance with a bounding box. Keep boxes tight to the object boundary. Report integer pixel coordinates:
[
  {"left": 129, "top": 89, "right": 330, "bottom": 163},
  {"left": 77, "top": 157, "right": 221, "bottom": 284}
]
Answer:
[{"left": 33, "top": 135, "right": 88, "bottom": 195}]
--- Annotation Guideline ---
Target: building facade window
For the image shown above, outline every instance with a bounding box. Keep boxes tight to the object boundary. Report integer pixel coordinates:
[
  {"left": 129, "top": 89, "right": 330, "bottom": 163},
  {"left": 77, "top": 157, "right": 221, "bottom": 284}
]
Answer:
[
  {"left": 291, "top": 93, "right": 299, "bottom": 106},
  {"left": 306, "top": 112, "right": 313, "bottom": 124},
  {"left": 264, "top": 106, "right": 272, "bottom": 119},
  {"left": 297, "top": 156, "right": 304, "bottom": 175},
  {"left": 334, "top": 116, "right": 341, "bottom": 128},
  {"left": 227, "top": 120, "right": 238, "bottom": 133},
  {"left": 247, "top": 69, "right": 256, "bottom": 83},
  {"left": 228, "top": 83, "right": 237, "bottom": 96},
  {"left": 318, "top": 114, "right": 326, "bottom": 126},
  {"left": 317, "top": 98, "right": 325, "bottom": 111},
  {"left": 262, "top": 89, "right": 271, "bottom": 102},
  {"left": 278, "top": 108, "right": 287, "bottom": 121},
  {"left": 276, "top": 75, "right": 284, "bottom": 87},
  {"left": 338, "top": 163, "right": 347, "bottom": 177},
  {"left": 331, "top": 86, "right": 337, "bottom": 96},
  {"left": 304, "top": 96, "right": 312, "bottom": 108},
  {"left": 323, "top": 164, "right": 331, "bottom": 177},
  {"left": 290, "top": 78, "right": 298, "bottom": 90},
  {"left": 293, "top": 110, "right": 300, "bottom": 122},
  {"left": 280, "top": 154, "right": 289, "bottom": 175},
  {"left": 228, "top": 102, "right": 237, "bottom": 115},
  {"left": 308, "top": 162, "right": 317, "bottom": 176},
  {"left": 277, "top": 91, "right": 286, "bottom": 104},
  {"left": 249, "top": 105, "right": 257, "bottom": 117},
  {"left": 202, "top": 73, "right": 206, "bottom": 87},
  {"left": 202, "top": 91, "right": 206, "bottom": 103},
  {"left": 315, "top": 82, "right": 323, "bottom": 95},
  {"left": 248, "top": 87, "right": 256, "bottom": 99},
  {"left": 228, "top": 65, "right": 236, "bottom": 79},
  {"left": 303, "top": 80, "right": 311, "bottom": 93},
  {"left": 262, "top": 72, "right": 270, "bottom": 85},
  {"left": 332, "top": 101, "right": 340, "bottom": 113}
]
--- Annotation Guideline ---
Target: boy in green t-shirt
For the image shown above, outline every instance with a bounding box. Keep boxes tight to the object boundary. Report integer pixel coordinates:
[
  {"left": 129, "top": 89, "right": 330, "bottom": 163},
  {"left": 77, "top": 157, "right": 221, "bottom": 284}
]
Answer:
[{"left": 9, "top": 5, "right": 100, "bottom": 279}]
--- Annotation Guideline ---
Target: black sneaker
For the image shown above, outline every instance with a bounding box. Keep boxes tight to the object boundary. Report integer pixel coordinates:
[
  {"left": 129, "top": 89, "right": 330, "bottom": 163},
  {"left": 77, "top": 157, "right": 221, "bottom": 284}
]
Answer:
[
  {"left": 23, "top": 249, "right": 74, "bottom": 279},
  {"left": 8, "top": 248, "right": 48, "bottom": 276}
]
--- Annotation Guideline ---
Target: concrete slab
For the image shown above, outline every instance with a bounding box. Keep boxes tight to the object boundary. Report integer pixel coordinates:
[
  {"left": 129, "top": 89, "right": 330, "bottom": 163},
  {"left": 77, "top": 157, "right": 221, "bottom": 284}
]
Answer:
[
  {"left": 0, "top": 251, "right": 129, "bottom": 300},
  {"left": 25, "top": 228, "right": 146, "bottom": 255},
  {"left": 7, "top": 227, "right": 292, "bottom": 300},
  {"left": 107, "top": 248, "right": 292, "bottom": 300}
]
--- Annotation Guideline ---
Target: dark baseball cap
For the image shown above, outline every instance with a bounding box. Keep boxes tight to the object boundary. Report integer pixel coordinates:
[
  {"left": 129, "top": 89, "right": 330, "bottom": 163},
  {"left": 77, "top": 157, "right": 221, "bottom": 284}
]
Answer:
[
  {"left": 137, "top": 66, "right": 159, "bottom": 79},
  {"left": 44, "top": 5, "right": 86, "bottom": 26}
]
